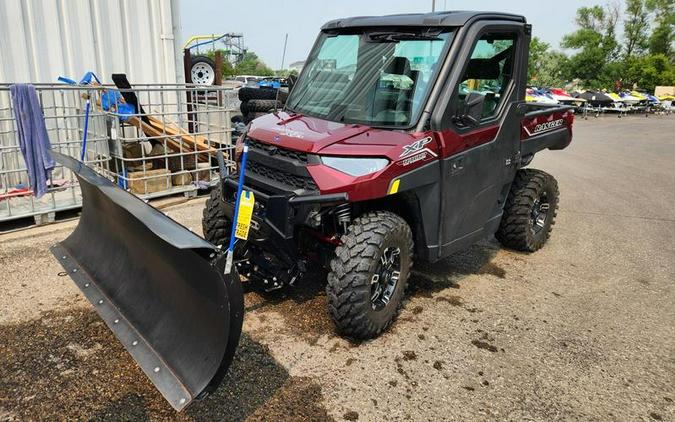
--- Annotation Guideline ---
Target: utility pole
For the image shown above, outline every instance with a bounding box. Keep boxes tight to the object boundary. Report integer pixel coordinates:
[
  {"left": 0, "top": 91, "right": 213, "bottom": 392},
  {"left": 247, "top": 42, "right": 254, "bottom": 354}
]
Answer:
[{"left": 431, "top": 0, "right": 436, "bottom": 12}]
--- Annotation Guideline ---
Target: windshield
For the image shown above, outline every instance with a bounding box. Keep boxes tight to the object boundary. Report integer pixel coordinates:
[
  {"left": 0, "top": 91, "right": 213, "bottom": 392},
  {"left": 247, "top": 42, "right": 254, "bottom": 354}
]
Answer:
[{"left": 287, "top": 28, "right": 454, "bottom": 128}]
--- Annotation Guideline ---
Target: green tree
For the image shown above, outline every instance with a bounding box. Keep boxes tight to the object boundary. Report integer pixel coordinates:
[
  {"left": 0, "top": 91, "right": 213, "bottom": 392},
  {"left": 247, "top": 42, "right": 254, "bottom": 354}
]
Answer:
[
  {"left": 646, "top": 0, "right": 675, "bottom": 59},
  {"left": 624, "top": 0, "right": 650, "bottom": 57},
  {"left": 528, "top": 37, "right": 551, "bottom": 81},
  {"left": 561, "top": 4, "right": 621, "bottom": 87},
  {"left": 234, "top": 52, "right": 274, "bottom": 76},
  {"left": 624, "top": 53, "right": 675, "bottom": 90},
  {"left": 535, "top": 52, "right": 570, "bottom": 87},
  {"left": 204, "top": 49, "right": 236, "bottom": 78},
  {"left": 276, "top": 68, "right": 299, "bottom": 78}
]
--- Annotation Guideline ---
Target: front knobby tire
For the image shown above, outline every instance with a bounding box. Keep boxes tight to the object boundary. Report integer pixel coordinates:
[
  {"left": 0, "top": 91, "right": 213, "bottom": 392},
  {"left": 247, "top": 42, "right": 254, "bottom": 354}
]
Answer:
[
  {"left": 496, "top": 169, "right": 559, "bottom": 252},
  {"left": 202, "top": 184, "right": 231, "bottom": 247},
  {"left": 327, "top": 211, "right": 414, "bottom": 340}
]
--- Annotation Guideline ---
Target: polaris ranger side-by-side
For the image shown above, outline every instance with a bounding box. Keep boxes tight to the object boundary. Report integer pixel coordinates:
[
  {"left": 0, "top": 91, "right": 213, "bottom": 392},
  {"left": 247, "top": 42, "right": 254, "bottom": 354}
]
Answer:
[{"left": 52, "top": 11, "right": 573, "bottom": 410}]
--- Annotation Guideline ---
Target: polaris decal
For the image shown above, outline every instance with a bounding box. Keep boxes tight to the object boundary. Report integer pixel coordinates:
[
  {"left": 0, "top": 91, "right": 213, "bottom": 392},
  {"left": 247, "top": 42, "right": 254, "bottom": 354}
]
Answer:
[
  {"left": 400, "top": 137, "right": 438, "bottom": 159},
  {"left": 524, "top": 119, "right": 564, "bottom": 136}
]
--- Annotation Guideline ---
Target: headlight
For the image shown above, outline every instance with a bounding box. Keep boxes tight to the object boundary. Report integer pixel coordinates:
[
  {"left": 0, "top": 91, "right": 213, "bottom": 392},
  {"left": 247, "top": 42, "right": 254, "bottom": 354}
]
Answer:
[{"left": 321, "top": 156, "right": 389, "bottom": 177}]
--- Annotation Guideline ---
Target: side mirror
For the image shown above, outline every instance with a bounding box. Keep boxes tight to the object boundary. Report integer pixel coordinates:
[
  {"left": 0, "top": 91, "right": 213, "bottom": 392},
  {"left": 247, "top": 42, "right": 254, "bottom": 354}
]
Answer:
[{"left": 455, "top": 92, "right": 485, "bottom": 127}]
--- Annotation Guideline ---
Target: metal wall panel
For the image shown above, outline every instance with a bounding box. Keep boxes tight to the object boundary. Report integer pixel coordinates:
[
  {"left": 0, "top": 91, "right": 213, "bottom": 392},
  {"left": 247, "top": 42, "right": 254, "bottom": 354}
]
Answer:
[{"left": 0, "top": 0, "right": 183, "bottom": 85}]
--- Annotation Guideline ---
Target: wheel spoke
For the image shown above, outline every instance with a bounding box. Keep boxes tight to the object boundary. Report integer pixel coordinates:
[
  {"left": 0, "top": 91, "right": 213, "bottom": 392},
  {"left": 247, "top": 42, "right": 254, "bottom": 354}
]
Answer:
[
  {"left": 371, "top": 285, "right": 381, "bottom": 302},
  {"left": 381, "top": 286, "right": 393, "bottom": 303},
  {"left": 389, "top": 247, "right": 400, "bottom": 264}
]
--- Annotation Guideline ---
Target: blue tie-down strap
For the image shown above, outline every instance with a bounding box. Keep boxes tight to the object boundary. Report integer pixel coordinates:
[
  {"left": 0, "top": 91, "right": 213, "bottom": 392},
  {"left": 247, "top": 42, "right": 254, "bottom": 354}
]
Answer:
[
  {"left": 58, "top": 73, "right": 135, "bottom": 121},
  {"left": 58, "top": 71, "right": 102, "bottom": 86},
  {"left": 100, "top": 90, "right": 136, "bottom": 122}
]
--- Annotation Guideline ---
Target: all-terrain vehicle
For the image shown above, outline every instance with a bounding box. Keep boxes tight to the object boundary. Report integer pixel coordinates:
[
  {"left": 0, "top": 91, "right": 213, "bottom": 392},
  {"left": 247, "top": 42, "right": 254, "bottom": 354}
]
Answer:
[{"left": 52, "top": 11, "right": 573, "bottom": 411}]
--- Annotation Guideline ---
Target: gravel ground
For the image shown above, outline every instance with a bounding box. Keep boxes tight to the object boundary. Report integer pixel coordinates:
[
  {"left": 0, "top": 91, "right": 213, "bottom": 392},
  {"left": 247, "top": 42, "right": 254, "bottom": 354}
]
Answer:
[{"left": 1, "top": 116, "right": 674, "bottom": 421}]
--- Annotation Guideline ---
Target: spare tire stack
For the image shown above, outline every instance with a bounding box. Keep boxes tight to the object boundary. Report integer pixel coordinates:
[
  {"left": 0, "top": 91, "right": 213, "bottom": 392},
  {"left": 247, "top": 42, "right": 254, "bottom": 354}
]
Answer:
[{"left": 238, "top": 87, "right": 288, "bottom": 124}]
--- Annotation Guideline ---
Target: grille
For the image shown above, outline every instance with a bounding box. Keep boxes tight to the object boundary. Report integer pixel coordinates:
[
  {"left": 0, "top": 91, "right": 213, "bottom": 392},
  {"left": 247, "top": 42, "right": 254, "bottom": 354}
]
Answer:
[
  {"left": 247, "top": 138, "right": 309, "bottom": 164},
  {"left": 246, "top": 160, "right": 318, "bottom": 191}
]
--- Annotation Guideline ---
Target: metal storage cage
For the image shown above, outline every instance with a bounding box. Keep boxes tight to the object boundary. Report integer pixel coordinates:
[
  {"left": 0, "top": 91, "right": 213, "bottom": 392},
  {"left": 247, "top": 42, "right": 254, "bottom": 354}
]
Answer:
[
  {"left": 0, "top": 84, "right": 109, "bottom": 223},
  {"left": 0, "top": 83, "right": 238, "bottom": 224},
  {"left": 103, "top": 84, "right": 238, "bottom": 198}
]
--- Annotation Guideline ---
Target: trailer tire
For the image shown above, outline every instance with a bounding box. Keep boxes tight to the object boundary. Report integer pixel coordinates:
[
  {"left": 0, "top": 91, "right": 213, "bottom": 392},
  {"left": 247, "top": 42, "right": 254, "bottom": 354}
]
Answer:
[
  {"left": 202, "top": 184, "right": 231, "bottom": 247},
  {"left": 496, "top": 169, "right": 559, "bottom": 252},
  {"left": 190, "top": 55, "right": 217, "bottom": 86},
  {"left": 238, "top": 87, "right": 278, "bottom": 101},
  {"left": 247, "top": 99, "right": 281, "bottom": 112},
  {"left": 327, "top": 211, "right": 414, "bottom": 339}
]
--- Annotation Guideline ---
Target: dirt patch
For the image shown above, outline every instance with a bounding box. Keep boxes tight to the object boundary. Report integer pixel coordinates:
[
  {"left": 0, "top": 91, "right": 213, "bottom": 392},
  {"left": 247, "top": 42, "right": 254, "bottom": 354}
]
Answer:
[
  {"left": 393, "top": 357, "right": 410, "bottom": 380},
  {"left": 471, "top": 340, "right": 498, "bottom": 353},
  {"left": 433, "top": 360, "right": 444, "bottom": 370},
  {"left": 244, "top": 274, "right": 336, "bottom": 345},
  {"left": 402, "top": 351, "right": 417, "bottom": 361},
  {"left": 343, "top": 410, "right": 359, "bottom": 421},
  {"left": 477, "top": 262, "right": 506, "bottom": 279},
  {"left": 0, "top": 308, "right": 332, "bottom": 421},
  {"left": 435, "top": 295, "right": 463, "bottom": 306}
]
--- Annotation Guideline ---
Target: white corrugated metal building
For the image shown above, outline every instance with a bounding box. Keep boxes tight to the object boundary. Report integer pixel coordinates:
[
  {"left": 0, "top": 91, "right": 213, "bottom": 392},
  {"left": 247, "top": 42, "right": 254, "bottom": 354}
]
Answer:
[
  {"left": 0, "top": 0, "right": 191, "bottom": 223},
  {"left": 0, "top": 0, "right": 183, "bottom": 84}
]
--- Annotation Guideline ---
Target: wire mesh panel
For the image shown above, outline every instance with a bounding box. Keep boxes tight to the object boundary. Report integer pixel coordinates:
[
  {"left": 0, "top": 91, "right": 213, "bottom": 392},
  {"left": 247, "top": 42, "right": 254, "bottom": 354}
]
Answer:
[
  {"left": 0, "top": 84, "right": 109, "bottom": 223},
  {"left": 0, "top": 83, "right": 238, "bottom": 223},
  {"left": 102, "top": 84, "right": 237, "bottom": 198}
]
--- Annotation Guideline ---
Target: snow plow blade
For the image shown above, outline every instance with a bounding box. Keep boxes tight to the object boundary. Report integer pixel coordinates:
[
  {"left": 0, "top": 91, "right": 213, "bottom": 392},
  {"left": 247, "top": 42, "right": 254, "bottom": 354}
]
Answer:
[{"left": 49, "top": 152, "right": 243, "bottom": 411}]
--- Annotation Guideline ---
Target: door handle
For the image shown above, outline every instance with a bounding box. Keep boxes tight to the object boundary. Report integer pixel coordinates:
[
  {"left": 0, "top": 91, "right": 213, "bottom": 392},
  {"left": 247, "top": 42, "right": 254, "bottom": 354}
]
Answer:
[{"left": 449, "top": 156, "right": 464, "bottom": 175}]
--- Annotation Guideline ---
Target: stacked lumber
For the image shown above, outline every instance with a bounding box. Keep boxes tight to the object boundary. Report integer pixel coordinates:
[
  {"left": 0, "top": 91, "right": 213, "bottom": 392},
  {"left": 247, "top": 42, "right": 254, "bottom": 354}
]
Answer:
[{"left": 126, "top": 116, "right": 220, "bottom": 163}]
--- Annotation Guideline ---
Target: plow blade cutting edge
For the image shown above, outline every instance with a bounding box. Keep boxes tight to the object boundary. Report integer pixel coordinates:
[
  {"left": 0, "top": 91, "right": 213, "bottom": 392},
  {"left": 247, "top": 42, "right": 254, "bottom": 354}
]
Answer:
[{"left": 49, "top": 152, "right": 244, "bottom": 411}]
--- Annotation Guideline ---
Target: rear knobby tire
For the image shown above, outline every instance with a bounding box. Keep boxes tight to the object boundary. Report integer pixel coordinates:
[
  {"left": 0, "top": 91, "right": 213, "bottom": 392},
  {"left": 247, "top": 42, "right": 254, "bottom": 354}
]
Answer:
[
  {"left": 202, "top": 184, "right": 230, "bottom": 247},
  {"left": 496, "top": 169, "right": 559, "bottom": 252},
  {"left": 327, "top": 211, "right": 414, "bottom": 340}
]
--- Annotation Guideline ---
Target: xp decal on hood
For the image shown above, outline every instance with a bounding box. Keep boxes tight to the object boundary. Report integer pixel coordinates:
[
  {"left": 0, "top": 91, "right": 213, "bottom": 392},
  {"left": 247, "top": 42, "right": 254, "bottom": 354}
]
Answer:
[{"left": 398, "top": 137, "right": 438, "bottom": 166}]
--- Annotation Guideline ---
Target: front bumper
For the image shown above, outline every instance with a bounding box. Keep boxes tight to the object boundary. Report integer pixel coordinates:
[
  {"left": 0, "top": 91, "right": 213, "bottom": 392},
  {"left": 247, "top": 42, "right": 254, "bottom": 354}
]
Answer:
[{"left": 221, "top": 176, "right": 348, "bottom": 242}]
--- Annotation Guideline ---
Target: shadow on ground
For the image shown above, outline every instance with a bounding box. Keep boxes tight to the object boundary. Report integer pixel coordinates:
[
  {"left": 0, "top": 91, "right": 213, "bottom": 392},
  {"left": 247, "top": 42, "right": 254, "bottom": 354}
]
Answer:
[
  {"left": 409, "top": 240, "right": 503, "bottom": 296},
  {"left": 0, "top": 308, "right": 333, "bottom": 421}
]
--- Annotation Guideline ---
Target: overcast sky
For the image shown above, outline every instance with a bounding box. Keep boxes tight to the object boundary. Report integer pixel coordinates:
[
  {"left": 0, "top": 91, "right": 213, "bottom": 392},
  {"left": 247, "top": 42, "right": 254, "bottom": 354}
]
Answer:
[{"left": 180, "top": 0, "right": 618, "bottom": 68}]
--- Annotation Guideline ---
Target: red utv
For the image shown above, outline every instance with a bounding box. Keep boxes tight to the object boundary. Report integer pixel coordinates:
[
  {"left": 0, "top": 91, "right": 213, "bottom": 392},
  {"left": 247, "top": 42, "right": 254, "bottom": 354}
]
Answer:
[{"left": 52, "top": 11, "right": 573, "bottom": 410}]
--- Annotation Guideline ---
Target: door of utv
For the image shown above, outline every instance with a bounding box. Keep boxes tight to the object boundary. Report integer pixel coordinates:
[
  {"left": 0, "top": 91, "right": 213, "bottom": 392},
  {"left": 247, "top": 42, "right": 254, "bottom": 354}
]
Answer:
[{"left": 431, "top": 22, "right": 530, "bottom": 259}]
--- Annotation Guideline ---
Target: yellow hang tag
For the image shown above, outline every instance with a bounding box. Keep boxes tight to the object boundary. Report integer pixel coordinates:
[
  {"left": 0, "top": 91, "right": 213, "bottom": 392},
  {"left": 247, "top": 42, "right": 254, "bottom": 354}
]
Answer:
[{"left": 234, "top": 190, "right": 255, "bottom": 240}]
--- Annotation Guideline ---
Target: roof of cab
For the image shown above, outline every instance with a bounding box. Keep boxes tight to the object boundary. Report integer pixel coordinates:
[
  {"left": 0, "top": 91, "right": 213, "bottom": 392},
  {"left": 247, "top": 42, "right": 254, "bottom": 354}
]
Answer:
[{"left": 321, "top": 11, "right": 526, "bottom": 30}]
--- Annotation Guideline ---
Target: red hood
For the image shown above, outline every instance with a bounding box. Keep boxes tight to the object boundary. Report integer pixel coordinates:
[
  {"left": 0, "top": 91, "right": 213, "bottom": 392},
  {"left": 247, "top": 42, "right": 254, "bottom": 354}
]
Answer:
[{"left": 247, "top": 111, "right": 423, "bottom": 160}]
